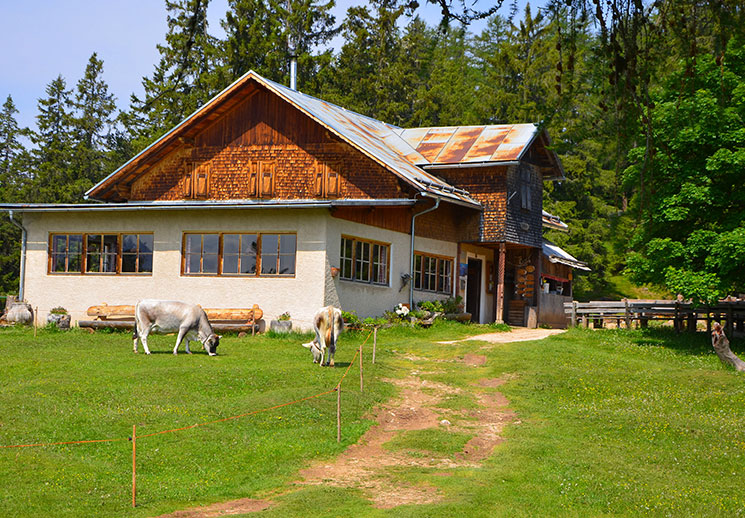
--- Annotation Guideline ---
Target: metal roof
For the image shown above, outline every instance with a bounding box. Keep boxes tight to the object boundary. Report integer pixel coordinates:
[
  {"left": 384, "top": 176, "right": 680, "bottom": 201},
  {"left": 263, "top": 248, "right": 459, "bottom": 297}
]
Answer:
[
  {"left": 395, "top": 124, "right": 540, "bottom": 165},
  {"left": 244, "top": 73, "right": 479, "bottom": 207},
  {"left": 86, "top": 71, "right": 561, "bottom": 206},
  {"left": 542, "top": 240, "right": 591, "bottom": 271},
  {"left": 542, "top": 210, "right": 569, "bottom": 232}
]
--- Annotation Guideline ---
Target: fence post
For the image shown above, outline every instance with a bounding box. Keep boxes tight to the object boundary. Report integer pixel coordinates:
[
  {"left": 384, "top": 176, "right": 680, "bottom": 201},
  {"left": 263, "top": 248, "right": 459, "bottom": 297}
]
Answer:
[
  {"left": 251, "top": 306, "right": 256, "bottom": 336},
  {"left": 34, "top": 306, "right": 38, "bottom": 337},
  {"left": 624, "top": 299, "right": 631, "bottom": 329},
  {"left": 727, "top": 305, "right": 734, "bottom": 338},
  {"left": 674, "top": 302, "right": 681, "bottom": 333},
  {"left": 336, "top": 386, "right": 341, "bottom": 443},
  {"left": 132, "top": 424, "right": 137, "bottom": 508},
  {"left": 359, "top": 345, "right": 363, "bottom": 393},
  {"left": 571, "top": 301, "right": 577, "bottom": 328},
  {"left": 372, "top": 327, "right": 377, "bottom": 364}
]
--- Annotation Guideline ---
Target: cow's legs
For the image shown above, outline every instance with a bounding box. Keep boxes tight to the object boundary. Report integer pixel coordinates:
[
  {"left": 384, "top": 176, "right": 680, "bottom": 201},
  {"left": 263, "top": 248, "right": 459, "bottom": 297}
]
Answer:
[
  {"left": 173, "top": 327, "right": 189, "bottom": 355},
  {"left": 185, "top": 338, "right": 193, "bottom": 354},
  {"left": 328, "top": 342, "right": 336, "bottom": 367},
  {"left": 140, "top": 329, "right": 152, "bottom": 355}
]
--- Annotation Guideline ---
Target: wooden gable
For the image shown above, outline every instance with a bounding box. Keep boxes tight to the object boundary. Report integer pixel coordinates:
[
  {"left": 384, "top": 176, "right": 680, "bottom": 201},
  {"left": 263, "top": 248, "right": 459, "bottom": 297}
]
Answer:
[{"left": 99, "top": 83, "right": 409, "bottom": 203}]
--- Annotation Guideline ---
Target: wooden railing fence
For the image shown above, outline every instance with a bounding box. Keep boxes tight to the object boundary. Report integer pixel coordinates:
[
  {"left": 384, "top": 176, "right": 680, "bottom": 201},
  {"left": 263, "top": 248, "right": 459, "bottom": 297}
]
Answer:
[{"left": 563, "top": 300, "right": 745, "bottom": 336}]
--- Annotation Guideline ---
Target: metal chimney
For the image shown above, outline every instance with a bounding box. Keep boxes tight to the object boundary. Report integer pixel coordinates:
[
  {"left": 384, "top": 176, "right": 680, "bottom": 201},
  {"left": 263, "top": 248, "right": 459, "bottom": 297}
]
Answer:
[{"left": 290, "top": 55, "right": 297, "bottom": 91}]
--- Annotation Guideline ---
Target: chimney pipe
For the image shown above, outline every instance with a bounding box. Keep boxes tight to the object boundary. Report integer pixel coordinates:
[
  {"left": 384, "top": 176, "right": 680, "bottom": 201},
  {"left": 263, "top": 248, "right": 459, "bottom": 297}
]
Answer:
[{"left": 290, "top": 55, "right": 297, "bottom": 91}]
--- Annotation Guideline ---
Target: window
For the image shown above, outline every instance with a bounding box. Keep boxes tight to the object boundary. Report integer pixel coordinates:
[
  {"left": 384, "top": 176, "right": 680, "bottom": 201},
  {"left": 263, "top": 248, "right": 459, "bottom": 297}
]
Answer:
[
  {"left": 340, "top": 236, "right": 389, "bottom": 286},
  {"left": 49, "top": 233, "right": 153, "bottom": 275},
  {"left": 413, "top": 252, "right": 453, "bottom": 294},
  {"left": 520, "top": 168, "right": 532, "bottom": 210},
  {"left": 51, "top": 234, "right": 83, "bottom": 273},
  {"left": 182, "top": 232, "right": 296, "bottom": 276}
]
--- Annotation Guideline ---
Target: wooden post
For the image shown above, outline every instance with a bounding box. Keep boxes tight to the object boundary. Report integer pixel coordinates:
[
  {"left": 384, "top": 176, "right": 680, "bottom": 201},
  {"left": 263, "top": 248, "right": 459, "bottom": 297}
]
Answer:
[
  {"left": 34, "top": 306, "right": 38, "bottom": 337},
  {"left": 132, "top": 425, "right": 137, "bottom": 508},
  {"left": 359, "top": 345, "right": 363, "bottom": 393},
  {"left": 674, "top": 302, "right": 681, "bottom": 333},
  {"left": 707, "top": 312, "right": 712, "bottom": 334},
  {"left": 251, "top": 306, "right": 256, "bottom": 336},
  {"left": 687, "top": 312, "right": 696, "bottom": 333},
  {"left": 624, "top": 299, "right": 631, "bottom": 329},
  {"left": 727, "top": 305, "right": 734, "bottom": 338},
  {"left": 336, "top": 386, "right": 341, "bottom": 443},
  {"left": 571, "top": 301, "right": 577, "bottom": 327},
  {"left": 495, "top": 243, "right": 506, "bottom": 324},
  {"left": 372, "top": 327, "right": 377, "bottom": 364}
]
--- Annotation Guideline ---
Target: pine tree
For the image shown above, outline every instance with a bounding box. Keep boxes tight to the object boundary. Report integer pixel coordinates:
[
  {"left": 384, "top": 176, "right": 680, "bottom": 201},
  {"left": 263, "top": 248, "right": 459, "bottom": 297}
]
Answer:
[
  {"left": 28, "top": 75, "right": 75, "bottom": 203},
  {"left": 71, "top": 53, "right": 117, "bottom": 191},
  {"left": 125, "top": 0, "right": 220, "bottom": 151},
  {"left": 219, "top": 0, "right": 336, "bottom": 92},
  {"left": 0, "top": 95, "right": 28, "bottom": 195}
]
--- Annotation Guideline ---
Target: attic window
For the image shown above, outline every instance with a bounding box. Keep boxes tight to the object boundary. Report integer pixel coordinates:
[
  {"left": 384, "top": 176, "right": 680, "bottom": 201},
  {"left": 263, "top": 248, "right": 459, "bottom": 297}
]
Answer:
[{"left": 183, "top": 161, "right": 210, "bottom": 199}]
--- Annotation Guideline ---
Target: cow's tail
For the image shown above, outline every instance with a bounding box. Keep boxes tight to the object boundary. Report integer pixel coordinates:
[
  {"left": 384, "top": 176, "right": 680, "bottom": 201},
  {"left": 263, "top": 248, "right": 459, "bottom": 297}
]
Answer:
[
  {"left": 326, "top": 306, "right": 334, "bottom": 350},
  {"left": 132, "top": 303, "right": 140, "bottom": 340}
]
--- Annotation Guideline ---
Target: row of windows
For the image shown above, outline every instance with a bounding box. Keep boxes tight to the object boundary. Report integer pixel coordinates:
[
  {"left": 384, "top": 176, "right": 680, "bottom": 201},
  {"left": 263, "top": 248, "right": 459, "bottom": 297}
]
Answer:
[{"left": 47, "top": 232, "right": 454, "bottom": 294}]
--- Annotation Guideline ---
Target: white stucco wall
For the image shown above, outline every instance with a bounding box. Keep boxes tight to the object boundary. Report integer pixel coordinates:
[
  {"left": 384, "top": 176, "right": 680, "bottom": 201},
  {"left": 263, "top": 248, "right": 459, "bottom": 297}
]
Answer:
[
  {"left": 22, "top": 208, "right": 328, "bottom": 330},
  {"left": 324, "top": 217, "right": 458, "bottom": 319},
  {"left": 20, "top": 208, "right": 471, "bottom": 328}
]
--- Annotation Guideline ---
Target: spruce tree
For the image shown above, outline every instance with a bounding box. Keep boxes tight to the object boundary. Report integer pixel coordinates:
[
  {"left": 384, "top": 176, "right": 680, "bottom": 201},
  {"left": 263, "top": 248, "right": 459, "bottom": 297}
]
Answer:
[
  {"left": 0, "top": 95, "right": 28, "bottom": 194},
  {"left": 71, "top": 53, "right": 117, "bottom": 191}
]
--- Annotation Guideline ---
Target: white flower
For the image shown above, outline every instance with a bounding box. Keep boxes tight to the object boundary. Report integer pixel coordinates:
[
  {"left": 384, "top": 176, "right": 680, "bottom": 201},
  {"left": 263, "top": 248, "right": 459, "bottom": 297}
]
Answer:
[{"left": 394, "top": 303, "right": 410, "bottom": 317}]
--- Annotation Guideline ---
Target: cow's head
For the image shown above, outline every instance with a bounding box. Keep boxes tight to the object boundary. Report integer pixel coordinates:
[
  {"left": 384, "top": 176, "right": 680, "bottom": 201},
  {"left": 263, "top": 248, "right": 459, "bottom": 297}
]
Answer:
[
  {"left": 302, "top": 340, "right": 322, "bottom": 363},
  {"left": 204, "top": 334, "right": 221, "bottom": 356}
]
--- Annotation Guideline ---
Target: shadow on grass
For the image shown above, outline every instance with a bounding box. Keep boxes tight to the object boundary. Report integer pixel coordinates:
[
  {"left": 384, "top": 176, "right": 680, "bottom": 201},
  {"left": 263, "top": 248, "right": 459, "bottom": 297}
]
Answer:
[{"left": 625, "top": 327, "right": 733, "bottom": 356}]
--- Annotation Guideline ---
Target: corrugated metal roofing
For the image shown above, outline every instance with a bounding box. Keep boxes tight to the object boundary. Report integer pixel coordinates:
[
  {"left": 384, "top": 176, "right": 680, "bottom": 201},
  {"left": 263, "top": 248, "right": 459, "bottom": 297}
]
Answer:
[
  {"left": 542, "top": 210, "right": 569, "bottom": 232},
  {"left": 395, "top": 124, "right": 540, "bottom": 165},
  {"left": 542, "top": 240, "right": 591, "bottom": 271},
  {"left": 253, "top": 74, "right": 479, "bottom": 206},
  {"left": 87, "top": 71, "right": 558, "bottom": 206}
]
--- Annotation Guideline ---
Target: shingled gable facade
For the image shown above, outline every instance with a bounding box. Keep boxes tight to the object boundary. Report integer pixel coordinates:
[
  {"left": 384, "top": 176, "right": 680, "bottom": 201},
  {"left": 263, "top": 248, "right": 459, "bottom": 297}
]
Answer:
[{"left": 4, "top": 71, "right": 581, "bottom": 329}]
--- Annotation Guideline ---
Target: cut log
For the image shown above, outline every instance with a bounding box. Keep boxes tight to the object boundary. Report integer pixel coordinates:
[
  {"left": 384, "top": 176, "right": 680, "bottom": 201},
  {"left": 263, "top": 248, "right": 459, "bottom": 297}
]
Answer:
[
  {"left": 86, "top": 304, "right": 263, "bottom": 323},
  {"left": 526, "top": 265, "right": 535, "bottom": 273}
]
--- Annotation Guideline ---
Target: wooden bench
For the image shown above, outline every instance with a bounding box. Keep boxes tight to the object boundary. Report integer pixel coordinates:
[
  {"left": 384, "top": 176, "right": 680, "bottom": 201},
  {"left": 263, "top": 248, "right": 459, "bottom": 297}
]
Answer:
[{"left": 79, "top": 303, "right": 263, "bottom": 333}]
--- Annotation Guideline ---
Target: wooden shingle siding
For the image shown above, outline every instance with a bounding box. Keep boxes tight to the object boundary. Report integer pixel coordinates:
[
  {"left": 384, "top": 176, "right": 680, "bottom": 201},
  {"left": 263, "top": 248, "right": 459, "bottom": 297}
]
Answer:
[{"left": 128, "top": 87, "right": 406, "bottom": 202}]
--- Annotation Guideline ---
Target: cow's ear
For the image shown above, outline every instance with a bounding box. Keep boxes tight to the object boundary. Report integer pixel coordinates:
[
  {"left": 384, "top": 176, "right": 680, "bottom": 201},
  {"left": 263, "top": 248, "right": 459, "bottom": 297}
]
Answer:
[{"left": 301, "top": 341, "right": 312, "bottom": 349}]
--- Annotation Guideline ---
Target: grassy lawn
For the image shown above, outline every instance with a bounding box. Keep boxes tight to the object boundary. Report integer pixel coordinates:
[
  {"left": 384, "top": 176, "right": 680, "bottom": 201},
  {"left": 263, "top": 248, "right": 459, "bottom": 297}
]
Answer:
[{"left": 2, "top": 323, "right": 745, "bottom": 517}]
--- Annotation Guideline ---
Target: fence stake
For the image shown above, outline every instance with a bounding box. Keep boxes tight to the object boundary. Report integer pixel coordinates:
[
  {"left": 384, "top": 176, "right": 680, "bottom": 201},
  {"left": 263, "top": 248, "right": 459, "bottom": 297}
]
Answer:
[
  {"left": 372, "top": 327, "right": 377, "bottom": 364},
  {"left": 336, "top": 386, "right": 341, "bottom": 443},
  {"left": 624, "top": 299, "right": 631, "bottom": 329},
  {"left": 359, "top": 345, "right": 364, "bottom": 393},
  {"left": 132, "top": 425, "right": 137, "bottom": 508},
  {"left": 34, "top": 306, "right": 38, "bottom": 337},
  {"left": 571, "top": 301, "right": 577, "bottom": 327},
  {"left": 251, "top": 306, "right": 255, "bottom": 336}
]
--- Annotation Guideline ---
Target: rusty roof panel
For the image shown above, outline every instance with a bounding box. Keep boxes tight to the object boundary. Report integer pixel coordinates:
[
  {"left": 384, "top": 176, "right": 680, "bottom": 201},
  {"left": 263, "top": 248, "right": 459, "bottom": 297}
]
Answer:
[
  {"left": 491, "top": 124, "right": 538, "bottom": 161},
  {"left": 396, "top": 126, "right": 430, "bottom": 150},
  {"left": 461, "top": 126, "right": 511, "bottom": 162},
  {"left": 434, "top": 126, "right": 485, "bottom": 164},
  {"left": 415, "top": 127, "right": 457, "bottom": 161}
]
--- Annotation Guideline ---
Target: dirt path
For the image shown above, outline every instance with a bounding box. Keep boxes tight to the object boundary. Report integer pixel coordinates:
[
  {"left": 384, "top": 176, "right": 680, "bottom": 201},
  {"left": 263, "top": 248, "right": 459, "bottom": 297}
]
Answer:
[
  {"left": 157, "top": 327, "right": 556, "bottom": 515},
  {"left": 440, "top": 326, "right": 565, "bottom": 345}
]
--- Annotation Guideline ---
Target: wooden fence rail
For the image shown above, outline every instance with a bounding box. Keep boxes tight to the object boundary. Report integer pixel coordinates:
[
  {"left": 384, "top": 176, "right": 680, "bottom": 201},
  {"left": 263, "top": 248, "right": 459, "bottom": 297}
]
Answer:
[{"left": 563, "top": 300, "right": 745, "bottom": 336}]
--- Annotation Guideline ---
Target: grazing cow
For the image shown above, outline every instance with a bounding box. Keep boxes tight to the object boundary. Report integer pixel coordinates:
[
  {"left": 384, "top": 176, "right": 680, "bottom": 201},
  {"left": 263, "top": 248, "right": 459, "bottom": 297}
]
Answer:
[
  {"left": 302, "top": 306, "right": 344, "bottom": 366},
  {"left": 133, "top": 300, "right": 220, "bottom": 356}
]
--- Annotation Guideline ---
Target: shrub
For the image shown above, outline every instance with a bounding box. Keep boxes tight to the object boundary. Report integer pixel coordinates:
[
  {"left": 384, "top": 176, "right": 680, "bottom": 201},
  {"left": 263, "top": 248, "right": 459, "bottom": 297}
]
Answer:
[
  {"left": 341, "top": 310, "right": 361, "bottom": 328},
  {"left": 443, "top": 296, "right": 464, "bottom": 314},
  {"left": 50, "top": 306, "right": 68, "bottom": 315},
  {"left": 277, "top": 312, "right": 291, "bottom": 321}
]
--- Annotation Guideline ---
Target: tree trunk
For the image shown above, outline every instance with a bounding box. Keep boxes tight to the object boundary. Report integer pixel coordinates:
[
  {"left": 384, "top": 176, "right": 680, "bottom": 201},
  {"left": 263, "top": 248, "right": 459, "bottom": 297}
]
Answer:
[{"left": 712, "top": 330, "right": 745, "bottom": 372}]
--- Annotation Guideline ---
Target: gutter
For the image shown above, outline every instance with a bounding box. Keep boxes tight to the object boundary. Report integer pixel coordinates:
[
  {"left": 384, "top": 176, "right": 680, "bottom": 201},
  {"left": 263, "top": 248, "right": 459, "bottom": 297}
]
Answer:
[
  {"left": 409, "top": 193, "right": 441, "bottom": 309},
  {"left": 422, "top": 161, "right": 520, "bottom": 170},
  {"left": 7, "top": 210, "right": 27, "bottom": 301}
]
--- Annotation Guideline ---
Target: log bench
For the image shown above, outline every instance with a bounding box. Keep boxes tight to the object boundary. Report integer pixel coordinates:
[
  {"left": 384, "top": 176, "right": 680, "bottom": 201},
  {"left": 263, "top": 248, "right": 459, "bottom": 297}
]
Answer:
[{"left": 78, "top": 303, "right": 263, "bottom": 333}]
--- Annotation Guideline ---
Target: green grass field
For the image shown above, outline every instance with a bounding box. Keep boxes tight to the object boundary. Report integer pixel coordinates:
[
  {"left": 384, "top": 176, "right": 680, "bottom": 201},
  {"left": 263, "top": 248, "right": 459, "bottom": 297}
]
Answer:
[{"left": 1, "top": 323, "right": 745, "bottom": 517}]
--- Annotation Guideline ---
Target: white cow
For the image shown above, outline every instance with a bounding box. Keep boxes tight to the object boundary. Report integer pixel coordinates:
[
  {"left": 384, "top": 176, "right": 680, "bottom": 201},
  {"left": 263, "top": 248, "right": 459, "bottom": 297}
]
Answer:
[
  {"left": 133, "top": 300, "right": 220, "bottom": 356},
  {"left": 302, "top": 306, "right": 344, "bottom": 366}
]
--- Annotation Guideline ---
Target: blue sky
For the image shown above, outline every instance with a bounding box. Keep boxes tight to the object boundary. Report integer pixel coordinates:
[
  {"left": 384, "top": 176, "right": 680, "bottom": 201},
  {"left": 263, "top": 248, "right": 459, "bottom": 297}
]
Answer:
[{"left": 0, "top": 0, "right": 537, "bottom": 133}]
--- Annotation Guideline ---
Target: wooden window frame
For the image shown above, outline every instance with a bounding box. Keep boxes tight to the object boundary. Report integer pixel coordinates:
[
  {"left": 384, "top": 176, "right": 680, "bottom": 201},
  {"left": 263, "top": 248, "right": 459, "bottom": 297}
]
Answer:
[
  {"left": 413, "top": 251, "right": 454, "bottom": 295},
  {"left": 48, "top": 233, "right": 153, "bottom": 276},
  {"left": 181, "top": 232, "right": 296, "bottom": 278},
  {"left": 339, "top": 235, "right": 390, "bottom": 286}
]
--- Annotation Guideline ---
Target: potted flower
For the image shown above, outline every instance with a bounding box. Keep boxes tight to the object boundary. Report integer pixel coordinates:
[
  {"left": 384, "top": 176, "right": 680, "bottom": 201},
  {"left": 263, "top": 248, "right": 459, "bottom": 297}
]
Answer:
[
  {"left": 47, "top": 306, "right": 71, "bottom": 329},
  {"left": 270, "top": 312, "right": 293, "bottom": 333}
]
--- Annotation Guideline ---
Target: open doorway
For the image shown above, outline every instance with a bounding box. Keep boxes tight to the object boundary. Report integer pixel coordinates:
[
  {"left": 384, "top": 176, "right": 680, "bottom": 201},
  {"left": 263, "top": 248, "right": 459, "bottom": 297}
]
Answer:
[{"left": 466, "top": 258, "right": 482, "bottom": 323}]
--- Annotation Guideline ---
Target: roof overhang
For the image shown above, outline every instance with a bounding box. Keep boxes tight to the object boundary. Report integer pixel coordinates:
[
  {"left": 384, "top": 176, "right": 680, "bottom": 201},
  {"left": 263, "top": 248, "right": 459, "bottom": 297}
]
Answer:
[
  {"left": 0, "top": 199, "right": 419, "bottom": 214},
  {"left": 542, "top": 240, "right": 590, "bottom": 271}
]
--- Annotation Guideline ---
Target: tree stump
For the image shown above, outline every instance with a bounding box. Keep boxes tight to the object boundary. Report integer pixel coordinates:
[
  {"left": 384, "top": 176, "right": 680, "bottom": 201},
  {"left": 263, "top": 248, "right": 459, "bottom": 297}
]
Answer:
[{"left": 711, "top": 323, "right": 745, "bottom": 372}]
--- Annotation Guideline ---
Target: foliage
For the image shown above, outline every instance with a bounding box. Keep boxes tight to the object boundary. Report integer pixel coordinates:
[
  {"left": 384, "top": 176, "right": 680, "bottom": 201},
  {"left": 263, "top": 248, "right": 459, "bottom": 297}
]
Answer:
[
  {"left": 49, "top": 306, "right": 68, "bottom": 315},
  {"left": 442, "top": 296, "right": 463, "bottom": 314},
  {"left": 362, "top": 316, "right": 387, "bottom": 327},
  {"left": 340, "top": 310, "right": 361, "bottom": 327},
  {"left": 277, "top": 311, "right": 291, "bottom": 321},
  {"left": 417, "top": 299, "right": 444, "bottom": 313},
  {"left": 393, "top": 303, "right": 409, "bottom": 318},
  {"left": 487, "top": 322, "right": 511, "bottom": 332},
  {"left": 624, "top": 36, "right": 745, "bottom": 301}
]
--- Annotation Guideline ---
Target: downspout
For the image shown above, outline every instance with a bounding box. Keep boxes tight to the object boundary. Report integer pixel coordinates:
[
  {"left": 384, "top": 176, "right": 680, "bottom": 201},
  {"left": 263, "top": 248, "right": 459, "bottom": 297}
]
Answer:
[
  {"left": 409, "top": 194, "right": 440, "bottom": 309},
  {"left": 8, "top": 210, "right": 27, "bottom": 301}
]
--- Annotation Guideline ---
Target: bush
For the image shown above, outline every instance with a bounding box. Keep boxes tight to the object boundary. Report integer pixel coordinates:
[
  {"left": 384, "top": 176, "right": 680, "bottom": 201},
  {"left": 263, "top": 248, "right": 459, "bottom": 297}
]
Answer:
[
  {"left": 443, "top": 296, "right": 464, "bottom": 314},
  {"left": 277, "top": 312, "right": 291, "bottom": 321},
  {"left": 341, "top": 310, "right": 361, "bottom": 328}
]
